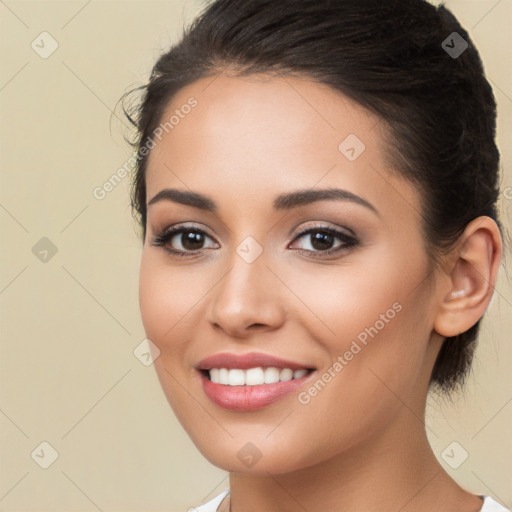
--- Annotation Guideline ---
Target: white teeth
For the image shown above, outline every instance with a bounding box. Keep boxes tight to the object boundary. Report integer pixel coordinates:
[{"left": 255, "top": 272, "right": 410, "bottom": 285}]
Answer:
[
  {"left": 280, "top": 368, "right": 294, "bottom": 381},
  {"left": 245, "top": 367, "right": 265, "bottom": 385},
  {"left": 210, "top": 368, "right": 220, "bottom": 383},
  {"left": 264, "top": 367, "right": 280, "bottom": 384},
  {"left": 293, "top": 369, "right": 308, "bottom": 379},
  {"left": 208, "top": 366, "right": 310, "bottom": 385},
  {"left": 219, "top": 368, "right": 229, "bottom": 385},
  {"left": 228, "top": 369, "right": 245, "bottom": 386}
]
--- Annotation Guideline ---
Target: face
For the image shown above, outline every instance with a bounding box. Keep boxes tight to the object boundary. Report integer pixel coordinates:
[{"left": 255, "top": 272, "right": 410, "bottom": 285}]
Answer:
[{"left": 139, "top": 73, "right": 442, "bottom": 474}]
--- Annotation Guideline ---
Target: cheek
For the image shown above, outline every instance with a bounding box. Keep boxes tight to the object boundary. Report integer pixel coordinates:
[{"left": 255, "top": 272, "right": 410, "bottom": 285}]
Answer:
[
  {"left": 279, "top": 251, "right": 413, "bottom": 347},
  {"left": 138, "top": 251, "right": 205, "bottom": 343},
  {"left": 285, "top": 249, "right": 433, "bottom": 409},
  {"left": 138, "top": 258, "right": 169, "bottom": 342},
  {"left": 138, "top": 252, "right": 205, "bottom": 419}
]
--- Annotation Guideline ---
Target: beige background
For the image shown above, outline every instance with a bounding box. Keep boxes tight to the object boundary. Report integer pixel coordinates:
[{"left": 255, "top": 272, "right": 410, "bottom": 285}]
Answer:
[{"left": 0, "top": 1, "right": 511, "bottom": 510}]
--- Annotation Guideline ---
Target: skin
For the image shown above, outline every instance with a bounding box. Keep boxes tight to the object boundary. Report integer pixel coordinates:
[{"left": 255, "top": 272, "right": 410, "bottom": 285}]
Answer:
[{"left": 138, "top": 72, "right": 502, "bottom": 511}]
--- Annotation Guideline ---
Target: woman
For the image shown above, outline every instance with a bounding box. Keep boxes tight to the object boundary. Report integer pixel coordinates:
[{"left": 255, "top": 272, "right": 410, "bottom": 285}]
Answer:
[{"left": 123, "top": 0, "right": 509, "bottom": 510}]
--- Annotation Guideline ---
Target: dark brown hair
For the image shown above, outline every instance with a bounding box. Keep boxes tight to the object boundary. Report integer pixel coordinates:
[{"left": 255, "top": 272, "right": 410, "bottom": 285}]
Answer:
[{"left": 122, "top": 0, "right": 502, "bottom": 393}]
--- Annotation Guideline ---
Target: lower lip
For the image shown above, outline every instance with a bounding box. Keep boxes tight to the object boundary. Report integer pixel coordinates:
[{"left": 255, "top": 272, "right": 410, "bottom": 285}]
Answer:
[{"left": 199, "top": 371, "right": 313, "bottom": 411}]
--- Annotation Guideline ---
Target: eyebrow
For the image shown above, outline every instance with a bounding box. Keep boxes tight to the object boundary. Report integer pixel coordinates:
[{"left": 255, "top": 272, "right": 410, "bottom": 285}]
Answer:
[{"left": 147, "top": 187, "right": 379, "bottom": 215}]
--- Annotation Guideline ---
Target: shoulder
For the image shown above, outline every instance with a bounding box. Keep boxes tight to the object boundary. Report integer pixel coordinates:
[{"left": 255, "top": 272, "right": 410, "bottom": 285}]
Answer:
[
  {"left": 480, "top": 496, "right": 511, "bottom": 512},
  {"left": 187, "top": 490, "right": 230, "bottom": 512}
]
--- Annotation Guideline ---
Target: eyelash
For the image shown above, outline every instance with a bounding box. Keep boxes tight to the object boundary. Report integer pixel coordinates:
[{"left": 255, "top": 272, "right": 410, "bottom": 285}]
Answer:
[{"left": 151, "top": 223, "right": 359, "bottom": 259}]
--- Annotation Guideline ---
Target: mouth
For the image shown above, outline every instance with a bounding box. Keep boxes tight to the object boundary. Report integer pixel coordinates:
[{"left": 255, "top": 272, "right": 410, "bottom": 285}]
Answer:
[{"left": 196, "top": 352, "right": 316, "bottom": 411}]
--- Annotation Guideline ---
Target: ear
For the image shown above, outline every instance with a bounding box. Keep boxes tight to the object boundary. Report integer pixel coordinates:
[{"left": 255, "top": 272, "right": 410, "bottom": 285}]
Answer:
[{"left": 434, "top": 216, "right": 502, "bottom": 338}]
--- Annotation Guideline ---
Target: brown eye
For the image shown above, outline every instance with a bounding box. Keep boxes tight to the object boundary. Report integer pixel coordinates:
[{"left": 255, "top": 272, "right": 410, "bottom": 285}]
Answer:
[
  {"left": 306, "top": 231, "right": 336, "bottom": 251},
  {"left": 177, "top": 230, "right": 207, "bottom": 251},
  {"left": 290, "top": 226, "right": 358, "bottom": 256},
  {"left": 151, "top": 226, "right": 219, "bottom": 256}
]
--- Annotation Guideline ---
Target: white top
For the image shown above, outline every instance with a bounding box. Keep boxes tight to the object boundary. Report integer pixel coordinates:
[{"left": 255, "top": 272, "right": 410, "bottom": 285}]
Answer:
[{"left": 188, "top": 490, "right": 510, "bottom": 511}]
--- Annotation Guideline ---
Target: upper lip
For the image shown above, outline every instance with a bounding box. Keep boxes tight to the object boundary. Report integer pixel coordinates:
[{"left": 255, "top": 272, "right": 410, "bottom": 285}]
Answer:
[{"left": 197, "top": 352, "right": 315, "bottom": 371}]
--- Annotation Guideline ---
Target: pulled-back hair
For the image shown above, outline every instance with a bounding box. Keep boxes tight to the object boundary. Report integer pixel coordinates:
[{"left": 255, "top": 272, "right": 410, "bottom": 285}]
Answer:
[{"left": 122, "top": 0, "right": 502, "bottom": 393}]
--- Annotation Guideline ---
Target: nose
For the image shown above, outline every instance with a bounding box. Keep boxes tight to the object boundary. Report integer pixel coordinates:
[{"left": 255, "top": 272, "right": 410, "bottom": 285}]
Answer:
[{"left": 205, "top": 248, "right": 286, "bottom": 339}]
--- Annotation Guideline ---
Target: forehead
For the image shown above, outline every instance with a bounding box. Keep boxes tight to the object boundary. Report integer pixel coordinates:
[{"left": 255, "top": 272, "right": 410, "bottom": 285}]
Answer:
[{"left": 145, "top": 73, "right": 419, "bottom": 220}]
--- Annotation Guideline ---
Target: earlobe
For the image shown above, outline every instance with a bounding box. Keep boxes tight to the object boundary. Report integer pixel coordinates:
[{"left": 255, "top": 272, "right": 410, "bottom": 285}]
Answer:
[{"left": 434, "top": 216, "right": 502, "bottom": 338}]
